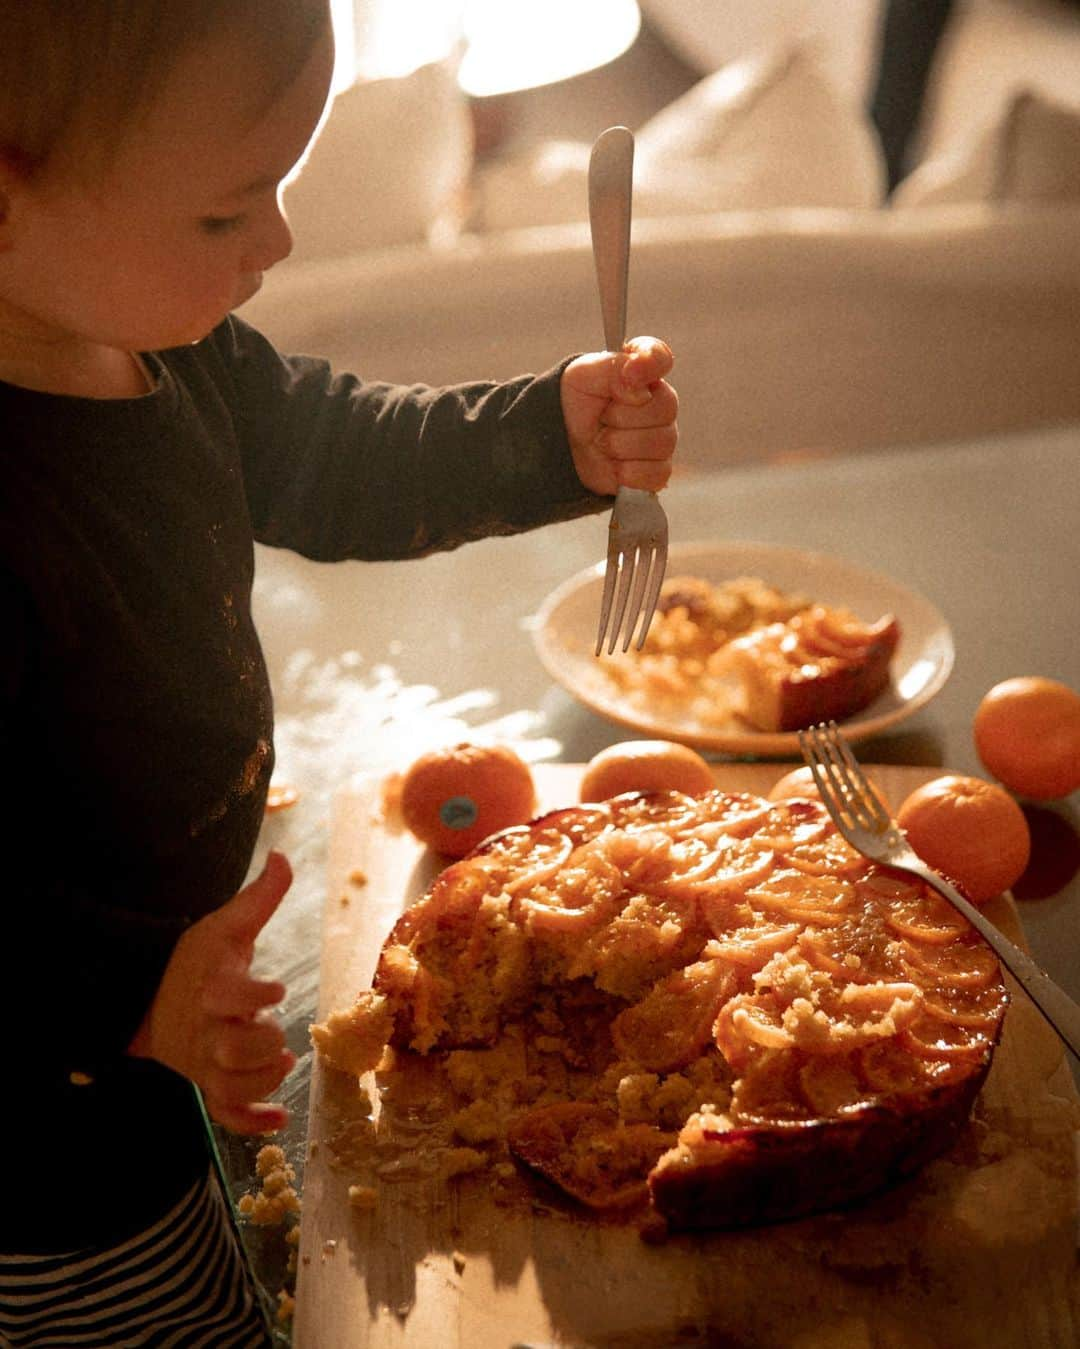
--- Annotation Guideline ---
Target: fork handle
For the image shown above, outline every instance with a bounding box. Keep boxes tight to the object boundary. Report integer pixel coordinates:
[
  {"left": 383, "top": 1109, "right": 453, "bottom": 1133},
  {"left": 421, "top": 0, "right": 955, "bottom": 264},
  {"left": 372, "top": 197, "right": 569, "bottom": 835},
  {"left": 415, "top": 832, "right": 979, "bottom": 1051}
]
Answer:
[
  {"left": 589, "top": 130, "right": 652, "bottom": 521},
  {"left": 907, "top": 857, "right": 1080, "bottom": 1062},
  {"left": 588, "top": 125, "right": 633, "bottom": 353}
]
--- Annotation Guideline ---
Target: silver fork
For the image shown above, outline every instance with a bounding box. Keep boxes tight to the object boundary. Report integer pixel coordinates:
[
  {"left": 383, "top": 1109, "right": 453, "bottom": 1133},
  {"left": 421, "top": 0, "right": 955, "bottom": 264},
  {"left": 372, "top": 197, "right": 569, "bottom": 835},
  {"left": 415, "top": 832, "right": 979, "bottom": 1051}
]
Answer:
[
  {"left": 588, "top": 125, "right": 669, "bottom": 656},
  {"left": 799, "top": 720, "right": 1080, "bottom": 1062}
]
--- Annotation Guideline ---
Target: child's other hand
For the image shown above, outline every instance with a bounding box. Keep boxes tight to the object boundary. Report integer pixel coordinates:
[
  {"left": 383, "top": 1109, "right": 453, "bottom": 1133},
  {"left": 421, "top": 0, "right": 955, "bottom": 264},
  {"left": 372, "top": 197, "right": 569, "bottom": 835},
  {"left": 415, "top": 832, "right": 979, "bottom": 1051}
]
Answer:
[
  {"left": 129, "top": 851, "right": 295, "bottom": 1135},
  {"left": 561, "top": 336, "right": 678, "bottom": 497}
]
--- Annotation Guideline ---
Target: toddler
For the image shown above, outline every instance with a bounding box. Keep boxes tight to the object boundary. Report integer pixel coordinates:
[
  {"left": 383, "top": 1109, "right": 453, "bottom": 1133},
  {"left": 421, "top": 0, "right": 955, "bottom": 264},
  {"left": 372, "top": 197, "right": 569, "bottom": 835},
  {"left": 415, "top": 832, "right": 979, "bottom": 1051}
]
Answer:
[{"left": 0, "top": 2, "right": 677, "bottom": 1344}]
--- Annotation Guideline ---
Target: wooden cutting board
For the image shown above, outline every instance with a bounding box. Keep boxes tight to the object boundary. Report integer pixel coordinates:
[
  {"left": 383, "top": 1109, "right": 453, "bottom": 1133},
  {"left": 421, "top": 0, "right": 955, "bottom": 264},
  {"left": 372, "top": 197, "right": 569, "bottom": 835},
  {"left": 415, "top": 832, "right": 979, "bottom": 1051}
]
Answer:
[{"left": 295, "top": 764, "right": 1080, "bottom": 1349}]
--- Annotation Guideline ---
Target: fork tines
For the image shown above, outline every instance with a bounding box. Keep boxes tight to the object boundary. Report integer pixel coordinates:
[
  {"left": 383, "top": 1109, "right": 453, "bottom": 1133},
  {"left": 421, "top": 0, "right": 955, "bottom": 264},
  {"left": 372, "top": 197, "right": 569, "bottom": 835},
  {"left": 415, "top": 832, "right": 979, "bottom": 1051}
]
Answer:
[
  {"left": 595, "top": 523, "right": 667, "bottom": 656},
  {"left": 797, "top": 720, "right": 889, "bottom": 833}
]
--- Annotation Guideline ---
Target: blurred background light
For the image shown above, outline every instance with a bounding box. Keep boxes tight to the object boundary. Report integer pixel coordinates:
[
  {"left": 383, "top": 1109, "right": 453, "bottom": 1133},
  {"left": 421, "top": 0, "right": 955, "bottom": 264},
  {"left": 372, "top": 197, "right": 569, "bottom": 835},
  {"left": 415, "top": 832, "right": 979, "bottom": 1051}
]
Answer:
[
  {"left": 332, "top": 0, "right": 642, "bottom": 94},
  {"left": 458, "top": 0, "right": 641, "bottom": 97}
]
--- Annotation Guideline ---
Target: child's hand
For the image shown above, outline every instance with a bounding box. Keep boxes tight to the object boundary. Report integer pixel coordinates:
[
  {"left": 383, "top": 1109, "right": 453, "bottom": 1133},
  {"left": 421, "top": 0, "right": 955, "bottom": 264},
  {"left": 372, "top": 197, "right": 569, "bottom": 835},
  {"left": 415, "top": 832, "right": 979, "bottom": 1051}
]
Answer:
[
  {"left": 129, "top": 851, "right": 296, "bottom": 1135},
  {"left": 561, "top": 336, "right": 678, "bottom": 497}
]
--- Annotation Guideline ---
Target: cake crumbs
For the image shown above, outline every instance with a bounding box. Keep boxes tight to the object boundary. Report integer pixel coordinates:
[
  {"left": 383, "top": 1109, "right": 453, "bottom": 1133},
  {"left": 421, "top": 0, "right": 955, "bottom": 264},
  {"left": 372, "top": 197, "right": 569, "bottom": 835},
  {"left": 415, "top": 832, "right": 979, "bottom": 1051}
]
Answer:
[
  {"left": 275, "top": 1289, "right": 295, "bottom": 1324},
  {"left": 237, "top": 1145, "right": 301, "bottom": 1226},
  {"left": 255, "top": 1145, "right": 288, "bottom": 1178},
  {"left": 348, "top": 1183, "right": 378, "bottom": 1211},
  {"left": 441, "top": 1147, "right": 486, "bottom": 1179},
  {"left": 451, "top": 1098, "right": 502, "bottom": 1144}
]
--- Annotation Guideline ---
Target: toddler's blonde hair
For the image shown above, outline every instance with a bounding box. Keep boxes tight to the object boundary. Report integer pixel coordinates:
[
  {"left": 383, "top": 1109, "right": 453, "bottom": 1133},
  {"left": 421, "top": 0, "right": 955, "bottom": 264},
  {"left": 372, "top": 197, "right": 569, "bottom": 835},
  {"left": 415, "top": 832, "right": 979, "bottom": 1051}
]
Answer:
[{"left": 0, "top": 0, "right": 329, "bottom": 179}]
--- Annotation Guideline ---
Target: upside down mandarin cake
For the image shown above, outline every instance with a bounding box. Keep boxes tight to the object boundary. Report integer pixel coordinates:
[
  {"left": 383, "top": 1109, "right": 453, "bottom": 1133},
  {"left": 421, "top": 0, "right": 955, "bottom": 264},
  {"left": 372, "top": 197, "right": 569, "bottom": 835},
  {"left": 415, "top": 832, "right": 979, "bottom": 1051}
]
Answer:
[
  {"left": 312, "top": 787, "right": 1007, "bottom": 1232},
  {"left": 598, "top": 575, "right": 901, "bottom": 733}
]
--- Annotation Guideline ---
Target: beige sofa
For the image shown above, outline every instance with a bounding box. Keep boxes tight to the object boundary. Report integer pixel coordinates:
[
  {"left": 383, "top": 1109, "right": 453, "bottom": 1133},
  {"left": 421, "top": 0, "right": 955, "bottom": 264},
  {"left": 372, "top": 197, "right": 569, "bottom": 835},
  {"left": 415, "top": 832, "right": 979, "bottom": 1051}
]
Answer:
[
  {"left": 241, "top": 202, "right": 1080, "bottom": 471},
  {"left": 241, "top": 0, "right": 1080, "bottom": 471}
]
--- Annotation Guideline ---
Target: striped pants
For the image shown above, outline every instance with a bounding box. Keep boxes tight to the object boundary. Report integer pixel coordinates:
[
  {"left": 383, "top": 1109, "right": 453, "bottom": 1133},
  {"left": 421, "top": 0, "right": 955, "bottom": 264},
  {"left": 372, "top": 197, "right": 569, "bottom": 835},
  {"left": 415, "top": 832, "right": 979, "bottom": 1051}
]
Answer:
[{"left": 0, "top": 1166, "right": 272, "bottom": 1347}]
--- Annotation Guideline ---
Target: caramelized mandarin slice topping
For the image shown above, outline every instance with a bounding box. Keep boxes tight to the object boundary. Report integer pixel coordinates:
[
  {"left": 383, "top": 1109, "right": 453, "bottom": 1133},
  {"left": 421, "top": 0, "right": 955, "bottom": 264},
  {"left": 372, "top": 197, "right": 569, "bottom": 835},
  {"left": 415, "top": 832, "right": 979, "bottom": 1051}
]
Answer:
[
  {"left": 919, "top": 981, "right": 1009, "bottom": 1030},
  {"left": 513, "top": 842, "right": 624, "bottom": 935},
  {"left": 870, "top": 873, "right": 972, "bottom": 945},
  {"left": 783, "top": 833, "right": 867, "bottom": 879},
  {"left": 898, "top": 936, "right": 1001, "bottom": 990},
  {"left": 604, "top": 790, "right": 701, "bottom": 832},
  {"left": 857, "top": 1037, "right": 975, "bottom": 1094},
  {"left": 479, "top": 821, "right": 578, "bottom": 880},
  {"left": 797, "top": 918, "right": 901, "bottom": 984},
  {"left": 900, "top": 1015, "right": 994, "bottom": 1061},
  {"left": 747, "top": 870, "right": 858, "bottom": 927},
  {"left": 537, "top": 804, "right": 614, "bottom": 847},
  {"left": 611, "top": 959, "right": 738, "bottom": 1073},
  {"left": 754, "top": 798, "right": 832, "bottom": 851},
  {"left": 687, "top": 791, "right": 775, "bottom": 837},
  {"left": 714, "top": 993, "right": 795, "bottom": 1062},
  {"left": 704, "top": 922, "right": 802, "bottom": 966},
  {"left": 404, "top": 860, "right": 491, "bottom": 943},
  {"left": 650, "top": 834, "right": 777, "bottom": 900}
]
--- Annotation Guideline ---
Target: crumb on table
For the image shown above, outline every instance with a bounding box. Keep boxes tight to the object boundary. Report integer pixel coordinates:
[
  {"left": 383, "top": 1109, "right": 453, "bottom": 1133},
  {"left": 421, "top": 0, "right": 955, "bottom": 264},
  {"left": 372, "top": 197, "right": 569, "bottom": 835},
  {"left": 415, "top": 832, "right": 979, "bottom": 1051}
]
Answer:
[
  {"left": 348, "top": 1183, "right": 378, "bottom": 1211},
  {"left": 238, "top": 1145, "right": 301, "bottom": 1226},
  {"left": 380, "top": 772, "right": 403, "bottom": 817},
  {"left": 441, "top": 1147, "right": 486, "bottom": 1179},
  {"left": 451, "top": 1098, "right": 502, "bottom": 1144}
]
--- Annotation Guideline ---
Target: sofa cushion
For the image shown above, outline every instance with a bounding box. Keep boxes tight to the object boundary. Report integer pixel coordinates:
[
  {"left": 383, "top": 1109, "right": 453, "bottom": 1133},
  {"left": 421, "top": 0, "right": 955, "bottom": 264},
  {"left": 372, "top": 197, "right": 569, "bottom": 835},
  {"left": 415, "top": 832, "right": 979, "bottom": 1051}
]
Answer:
[
  {"left": 244, "top": 203, "right": 1080, "bottom": 469},
  {"left": 906, "top": 0, "right": 1080, "bottom": 168},
  {"left": 282, "top": 58, "right": 473, "bottom": 262},
  {"left": 893, "top": 88, "right": 1080, "bottom": 207},
  {"left": 634, "top": 43, "right": 885, "bottom": 207},
  {"left": 637, "top": 0, "right": 883, "bottom": 98},
  {"left": 471, "top": 43, "right": 886, "bottom": 232}
]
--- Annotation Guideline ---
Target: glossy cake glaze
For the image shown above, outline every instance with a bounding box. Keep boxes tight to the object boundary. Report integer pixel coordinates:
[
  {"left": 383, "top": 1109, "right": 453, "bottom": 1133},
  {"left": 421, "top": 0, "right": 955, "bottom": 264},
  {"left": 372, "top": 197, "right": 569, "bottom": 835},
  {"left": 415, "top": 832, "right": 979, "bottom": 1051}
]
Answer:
[{"left": 313, "top": 789, "right": 1006, "bottom": 1228}]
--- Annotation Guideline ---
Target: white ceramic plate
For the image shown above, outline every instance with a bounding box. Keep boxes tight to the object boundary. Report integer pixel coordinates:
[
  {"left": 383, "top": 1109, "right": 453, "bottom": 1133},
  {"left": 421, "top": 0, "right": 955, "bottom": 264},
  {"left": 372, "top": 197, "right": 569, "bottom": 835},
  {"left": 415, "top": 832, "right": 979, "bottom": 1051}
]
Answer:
[{"left": 532, "top": 541, "right": 955, "bottom": 757}]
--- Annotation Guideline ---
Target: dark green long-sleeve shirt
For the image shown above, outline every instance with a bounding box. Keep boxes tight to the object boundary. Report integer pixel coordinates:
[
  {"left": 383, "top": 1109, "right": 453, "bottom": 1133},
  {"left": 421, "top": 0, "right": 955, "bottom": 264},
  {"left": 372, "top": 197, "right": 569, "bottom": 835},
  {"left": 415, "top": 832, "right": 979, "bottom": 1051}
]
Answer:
[{"left": 0, "top": 315, "right": 604, "bottom": 1251}]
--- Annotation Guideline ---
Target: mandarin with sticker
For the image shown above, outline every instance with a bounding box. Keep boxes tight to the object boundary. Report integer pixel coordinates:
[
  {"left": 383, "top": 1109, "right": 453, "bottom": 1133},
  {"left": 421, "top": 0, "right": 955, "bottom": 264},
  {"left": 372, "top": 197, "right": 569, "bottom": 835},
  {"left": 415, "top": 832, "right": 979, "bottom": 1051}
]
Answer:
[{"left": 399, "top": 743, "right": 536, "bottom": 858}]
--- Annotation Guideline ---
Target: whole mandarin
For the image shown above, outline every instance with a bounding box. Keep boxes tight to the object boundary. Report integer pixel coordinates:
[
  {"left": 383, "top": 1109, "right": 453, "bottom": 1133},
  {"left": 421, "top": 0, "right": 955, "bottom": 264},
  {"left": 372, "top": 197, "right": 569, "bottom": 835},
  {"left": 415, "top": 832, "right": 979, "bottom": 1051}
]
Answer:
[
  {"left": 579, "top": 739, "right": 715, "bottom": 802},
  {"left": 973, "top": 676, "right": 1080, "bottom": 801},
  {"left": 399, "top": 742, "right": 536, "bottom": 858},
  {"left": 896, "top": 773, "right": 1031, "bottom": 904}
]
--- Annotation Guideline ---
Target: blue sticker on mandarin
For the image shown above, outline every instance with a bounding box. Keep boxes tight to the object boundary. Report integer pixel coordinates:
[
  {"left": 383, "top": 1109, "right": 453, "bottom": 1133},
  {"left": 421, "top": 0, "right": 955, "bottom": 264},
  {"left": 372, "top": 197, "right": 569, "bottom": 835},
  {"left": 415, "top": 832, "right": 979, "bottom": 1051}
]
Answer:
[{"left": 440, "top": 796, "right": 479, "bottom": 831}]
